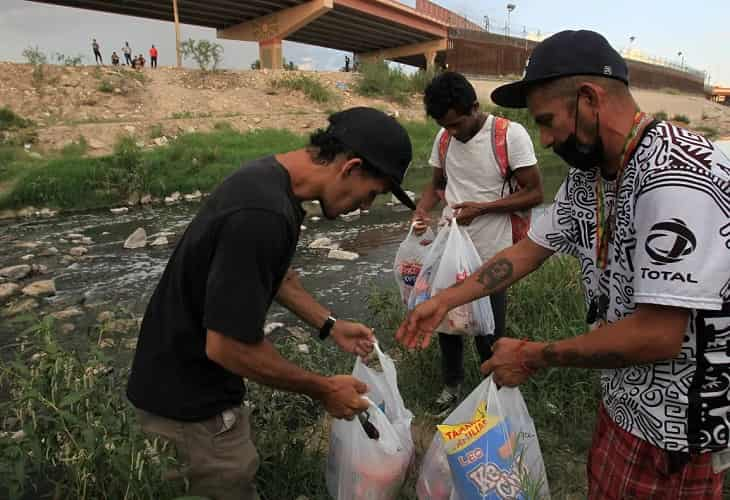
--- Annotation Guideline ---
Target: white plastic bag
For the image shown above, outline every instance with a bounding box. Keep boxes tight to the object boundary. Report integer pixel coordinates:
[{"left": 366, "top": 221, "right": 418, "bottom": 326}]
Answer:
[
  {"left": 394, "top": 224, "right": 436, "bottom": 306},
  {"left": 326, "top": 343, "right": 414, "bottom": 500},
  {"left": 407, "top": 222, "right": 451, "bottom": 311},
  {"left": 429, "top": 218, "right": 495, "bottom": 336},
  {"left": 417, "top": 377, "right": 550, "bottom": 500}
]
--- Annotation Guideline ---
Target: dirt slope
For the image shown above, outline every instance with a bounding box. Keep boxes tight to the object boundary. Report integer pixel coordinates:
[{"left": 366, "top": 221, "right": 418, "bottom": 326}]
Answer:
[
  {"left": 2, "top": 62, "right": 728, "bottom": 157},
  {"left": 0, "top": 62, "right": 424, "bottom": 156}
]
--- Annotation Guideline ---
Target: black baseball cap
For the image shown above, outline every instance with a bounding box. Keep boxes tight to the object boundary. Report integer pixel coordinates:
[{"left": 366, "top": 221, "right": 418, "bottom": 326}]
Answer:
[
  {"left": 327, "top": 107, "right": 415, "bottom": 210},
  {"left": 491, "top": 30, "right": 629, "bottom": 108}
]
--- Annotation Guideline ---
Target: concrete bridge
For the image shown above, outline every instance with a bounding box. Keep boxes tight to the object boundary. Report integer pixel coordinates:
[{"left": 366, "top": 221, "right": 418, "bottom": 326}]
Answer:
[{"left": 28, "top": 0, "right": 468, "bottom": 70}]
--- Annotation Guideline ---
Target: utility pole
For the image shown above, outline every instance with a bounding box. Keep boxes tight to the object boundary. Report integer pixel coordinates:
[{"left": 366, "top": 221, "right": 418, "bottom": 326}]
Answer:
[
  {"left": 173, "top": 0, "right": 182, "bottom": 67},
  {"left": 506, "top": 3, "right": 516, "bottom": 38}
]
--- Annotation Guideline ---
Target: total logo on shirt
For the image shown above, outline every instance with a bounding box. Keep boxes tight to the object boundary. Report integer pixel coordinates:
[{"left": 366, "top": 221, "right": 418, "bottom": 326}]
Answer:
[{"left": 641, "top": 218, "right": 699, "bottom": 284}]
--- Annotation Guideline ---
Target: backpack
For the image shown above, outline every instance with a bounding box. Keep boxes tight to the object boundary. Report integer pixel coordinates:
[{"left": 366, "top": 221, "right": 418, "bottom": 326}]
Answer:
[{"left": 437, "top": 116, "right": 530, "bottom": 244}]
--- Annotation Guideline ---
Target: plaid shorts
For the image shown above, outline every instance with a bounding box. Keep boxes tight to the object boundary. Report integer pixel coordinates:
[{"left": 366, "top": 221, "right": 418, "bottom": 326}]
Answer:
[{"left": 587, "top": 403, "right": 724, "bottom": 499}]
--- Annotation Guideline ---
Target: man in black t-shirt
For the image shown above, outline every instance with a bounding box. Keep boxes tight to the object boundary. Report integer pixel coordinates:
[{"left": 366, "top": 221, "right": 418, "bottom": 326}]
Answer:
[{"left": 127, "top": 107, "right": 415, "bottom": 500}]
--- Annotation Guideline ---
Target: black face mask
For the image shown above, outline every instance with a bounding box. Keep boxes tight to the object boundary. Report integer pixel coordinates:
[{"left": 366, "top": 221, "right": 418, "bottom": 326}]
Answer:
[{"left": 553, "top": 93, "right": 604, "bottom": 171}]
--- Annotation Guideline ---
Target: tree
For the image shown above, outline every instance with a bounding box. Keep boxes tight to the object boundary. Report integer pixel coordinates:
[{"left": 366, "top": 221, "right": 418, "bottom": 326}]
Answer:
[{"left": 180, "top": 38, "right": 223, "bottom": 72}]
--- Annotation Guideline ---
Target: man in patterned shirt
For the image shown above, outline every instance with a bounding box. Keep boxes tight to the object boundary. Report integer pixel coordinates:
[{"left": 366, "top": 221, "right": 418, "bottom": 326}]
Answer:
[{"left": 397, "top": 30, "right": 730, "bottom": 498}]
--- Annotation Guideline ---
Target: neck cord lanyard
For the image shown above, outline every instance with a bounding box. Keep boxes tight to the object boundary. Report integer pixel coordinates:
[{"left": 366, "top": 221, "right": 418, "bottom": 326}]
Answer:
[
  {"left": 589, "top": 111, "right": 652, "bottom": 325},
  {"left": 595, "top": 111, "right": 651, "bottom": 269}
]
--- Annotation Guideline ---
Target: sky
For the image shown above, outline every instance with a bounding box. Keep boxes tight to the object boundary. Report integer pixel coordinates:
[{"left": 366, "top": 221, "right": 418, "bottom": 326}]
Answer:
[{"left": 0, "top": 0, "right": 728, "bottom": 85}]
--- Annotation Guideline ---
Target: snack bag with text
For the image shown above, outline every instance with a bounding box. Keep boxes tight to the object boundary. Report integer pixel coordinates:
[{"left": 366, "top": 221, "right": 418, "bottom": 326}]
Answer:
[{"left": 417, "top": 377, "right": 549, "bottom": 500}]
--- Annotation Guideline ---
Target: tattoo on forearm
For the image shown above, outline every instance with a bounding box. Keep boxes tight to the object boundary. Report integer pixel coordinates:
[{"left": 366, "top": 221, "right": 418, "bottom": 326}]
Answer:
[
  {"left": 542, "top": 343, "right": 630, "bottom": 368},
  {"left": 476, "top": 258, "right": 514, "bottom": 292}
]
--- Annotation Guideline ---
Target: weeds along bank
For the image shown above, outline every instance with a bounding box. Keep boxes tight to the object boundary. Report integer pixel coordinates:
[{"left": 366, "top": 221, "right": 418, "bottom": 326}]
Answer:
[
  {"left": 0, "top": 257, "right": 597, "bottom": 499},
  {"left": 0, "top": 103, "right": 568, "bottom": 214}
]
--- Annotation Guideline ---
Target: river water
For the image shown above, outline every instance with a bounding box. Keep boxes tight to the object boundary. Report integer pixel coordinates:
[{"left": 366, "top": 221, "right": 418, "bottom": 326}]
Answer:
[{"left": 0, "top": 194, "right": 551, "bottom": 353}]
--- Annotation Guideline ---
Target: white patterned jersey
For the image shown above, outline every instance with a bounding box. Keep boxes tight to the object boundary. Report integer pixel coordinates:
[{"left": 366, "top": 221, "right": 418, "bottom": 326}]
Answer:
[{"left": 529, "top": 121, "right": 730, "bottom": 453}]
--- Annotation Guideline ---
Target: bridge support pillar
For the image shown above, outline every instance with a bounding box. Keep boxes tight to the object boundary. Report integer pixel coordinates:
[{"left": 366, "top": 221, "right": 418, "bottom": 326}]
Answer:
[
  {"left": 425, "top": 50, "right": 437, "bottom": 71},
  {"left": 217, "top": 0, "right": 333, "bottom": 70},
  {"left": 259, "top": 38, "right": 283, "bottom": 70},
  {"left": 357, "top": 39, "right": 448, "bottom": 70}
]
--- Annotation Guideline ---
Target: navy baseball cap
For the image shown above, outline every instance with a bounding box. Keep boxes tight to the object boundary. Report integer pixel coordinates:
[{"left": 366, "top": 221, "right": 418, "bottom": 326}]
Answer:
[
  {"left": 327, "top": 107, "right": 415, "bottom": 209},
  {"left": 491, "top": 30, "right": 629, "bottom": 108}
]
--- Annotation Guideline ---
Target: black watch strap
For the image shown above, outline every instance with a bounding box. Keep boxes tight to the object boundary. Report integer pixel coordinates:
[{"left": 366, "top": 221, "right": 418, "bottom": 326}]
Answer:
[{"left": 319, "top": 315, "right": 336, "bottom": 340}]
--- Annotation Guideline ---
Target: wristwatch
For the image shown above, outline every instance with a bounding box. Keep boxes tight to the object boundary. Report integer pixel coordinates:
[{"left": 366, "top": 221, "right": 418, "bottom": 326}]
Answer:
[{"left": 319, "top": 315, "right": 337, "bottom": 340}]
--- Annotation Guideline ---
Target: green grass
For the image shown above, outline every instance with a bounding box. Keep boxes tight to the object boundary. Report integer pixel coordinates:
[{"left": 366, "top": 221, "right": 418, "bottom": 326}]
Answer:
[
  {"left": 170, "top": 111, "right": 194, "bottom": 119},
  {"left": 270, "top": 74, "right": 339, "bottom": 104},
  {"left": 1, "top": 259, "right": 590, "bottom": 499},
  {"left": 0, "top": 128, "right": 307, "bottom": 210},
  {"left": 0, "top": 104, "right": 570, "bottom": 211},
  {"left": 3, "top": 246, "right": 727, "bottom": 498}
]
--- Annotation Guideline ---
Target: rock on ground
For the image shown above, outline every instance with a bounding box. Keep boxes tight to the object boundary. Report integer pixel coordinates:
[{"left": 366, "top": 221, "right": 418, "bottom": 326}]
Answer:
[
  {"left": 0, "top": 264, "right": 32, "bottom": 281},
  {"left": 21, "top": 279, "right": 56, "bottom": 297},
  {"left": 327, "top": 249, "right": 359, "bottom": 261},
  {"left": 124, "top": 227, "right": 147, "bottom": 249},
  {"left": 0, "top": 283, "right": 20, "bottom": 303}
]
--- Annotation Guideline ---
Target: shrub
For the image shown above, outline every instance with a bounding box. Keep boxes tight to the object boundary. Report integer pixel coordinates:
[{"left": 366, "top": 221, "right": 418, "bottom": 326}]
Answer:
[
  {"left": 355, "top": 60, "right": 434, "bottom": 104},
  {"left": 53, "top": 52, "right": 84, "bottom": 66},
  {"left": 653, "top": 110, "right": 668, "bottom": 121},
  {"left": 112, "top": 135, "right": 148, "bottom": 194},
  {"left": 181, "top": 38, "right": 223, "bottom": 72},
  {"left": 694, "top": 125, "right": 719, "bottom": 140},
  {"left": 60, "top": 136, "right": 89, "bottom": 158},
  {"left": 270, "top": 74, "right": 337, "bottom": 104},
  {"left": 148, "top": 123, "right": 164, "bottom": 139},
  {"left": 98, "top": 80, "right": 114, "bottom": 93},
  {"left": 22, "top": 46, "right": 48, "bottom": 85},
  {"left": 0, "top": 107, "right": 33, "bottom": 131},
  {"left": 671, "top": 114, "right": 690, "bottom": 124}
]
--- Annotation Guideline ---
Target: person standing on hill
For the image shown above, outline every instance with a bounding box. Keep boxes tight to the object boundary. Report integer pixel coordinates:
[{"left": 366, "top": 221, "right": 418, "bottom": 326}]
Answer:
[
  {"left": 122, "top": 41, "right": 133, "bottom": 66},
  {"left": 412, "top": 71, "right": 543, "bottom": 417},
  {"left": 91, "top": 38, "right": 102, "bottom": 64},
  {"left": 398, "top": 30, "right": 730, "bottom": 499},
  {"left": 149, "top": 45, "right": 158, "bottom": 68}
]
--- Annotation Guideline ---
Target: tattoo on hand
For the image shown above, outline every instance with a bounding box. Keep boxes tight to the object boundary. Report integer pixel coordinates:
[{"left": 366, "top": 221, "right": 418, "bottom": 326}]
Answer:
[
  {"left": 476, "top": 258, "right": 514, "bottom": 292},
  {"left": 542, "top": 343, "right": 630, "bottom": 368}
]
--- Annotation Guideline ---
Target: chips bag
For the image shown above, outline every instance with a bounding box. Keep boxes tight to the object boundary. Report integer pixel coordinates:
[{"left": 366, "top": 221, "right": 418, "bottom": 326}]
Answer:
[{"left": 417, "top": 377, "right": 550, "bottom": 500}]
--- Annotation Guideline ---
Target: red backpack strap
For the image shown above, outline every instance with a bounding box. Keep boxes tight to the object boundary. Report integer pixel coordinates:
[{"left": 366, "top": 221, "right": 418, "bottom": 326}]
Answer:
[
  {"left": 491, "top": 116, "right": 510, "bottom": 179},
  {"left": 492, "top": 116, "right": 531, "bottom": 243},
  {"left": 437, "top": 130, "right": 452, "bottom": 172}
]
